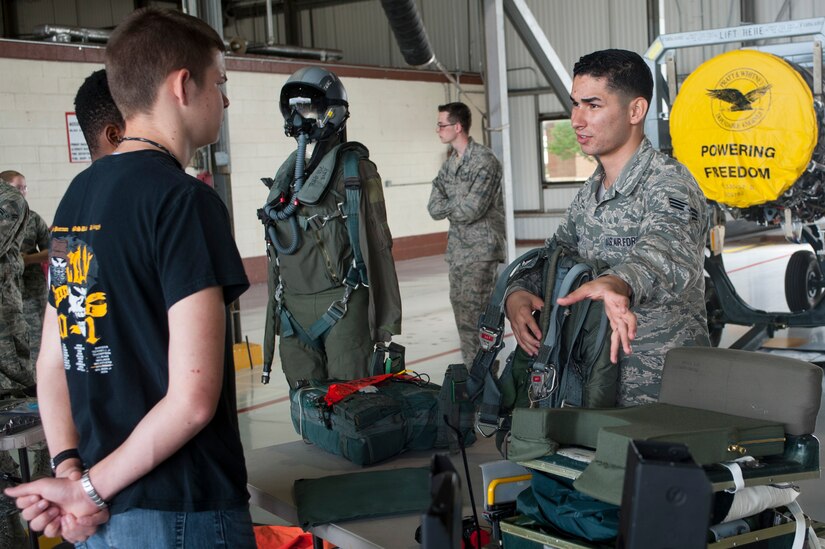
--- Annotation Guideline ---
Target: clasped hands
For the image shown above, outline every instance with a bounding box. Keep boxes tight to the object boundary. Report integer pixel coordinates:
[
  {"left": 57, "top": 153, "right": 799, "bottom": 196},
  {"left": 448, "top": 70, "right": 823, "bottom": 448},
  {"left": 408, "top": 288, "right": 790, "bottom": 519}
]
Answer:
[
  {"left": 4, "top": 466, "right": 109, "bottom": 543},
  {"left": 505, "top": 274, "right": 637, "bottom": 363}
]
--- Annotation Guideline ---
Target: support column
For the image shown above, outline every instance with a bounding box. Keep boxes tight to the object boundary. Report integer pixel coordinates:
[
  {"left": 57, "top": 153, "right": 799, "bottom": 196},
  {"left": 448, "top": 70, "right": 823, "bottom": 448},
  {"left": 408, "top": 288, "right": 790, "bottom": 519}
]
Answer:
[{"left": 483, "top": 0, "right": 516, "bottom": 263}]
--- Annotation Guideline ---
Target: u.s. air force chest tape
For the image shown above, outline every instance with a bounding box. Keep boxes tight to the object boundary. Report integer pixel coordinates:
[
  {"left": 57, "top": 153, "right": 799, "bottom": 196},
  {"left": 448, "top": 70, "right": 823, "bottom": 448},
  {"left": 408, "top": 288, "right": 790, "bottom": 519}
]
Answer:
[{"left": 670, "top": 49, "right": 817, "bottom": 208}]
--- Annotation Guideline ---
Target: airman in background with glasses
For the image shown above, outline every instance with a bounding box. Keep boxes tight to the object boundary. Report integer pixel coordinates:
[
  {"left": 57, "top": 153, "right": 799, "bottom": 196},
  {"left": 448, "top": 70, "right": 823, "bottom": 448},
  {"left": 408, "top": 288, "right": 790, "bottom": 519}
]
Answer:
[{"left": 428, "top": 102, "right": 506, "bottom": 369}]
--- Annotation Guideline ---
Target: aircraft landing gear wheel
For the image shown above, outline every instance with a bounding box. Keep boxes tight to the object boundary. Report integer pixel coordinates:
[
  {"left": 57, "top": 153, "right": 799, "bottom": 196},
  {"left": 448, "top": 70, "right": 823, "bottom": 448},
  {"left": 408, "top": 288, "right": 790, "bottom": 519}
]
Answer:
[
  {"left": 704, "top": 276, "right": 724, "bottom": 347},
  {"left": 784, "top": 250, "right": 824, "bottom": 312}
]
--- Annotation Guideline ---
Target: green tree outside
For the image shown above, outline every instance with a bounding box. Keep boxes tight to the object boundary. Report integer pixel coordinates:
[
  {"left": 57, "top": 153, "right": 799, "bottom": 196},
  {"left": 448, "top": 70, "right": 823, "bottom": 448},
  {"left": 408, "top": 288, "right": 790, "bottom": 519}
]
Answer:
[{"left": 546, "top": 120, "right": 590, "bottom": 161}]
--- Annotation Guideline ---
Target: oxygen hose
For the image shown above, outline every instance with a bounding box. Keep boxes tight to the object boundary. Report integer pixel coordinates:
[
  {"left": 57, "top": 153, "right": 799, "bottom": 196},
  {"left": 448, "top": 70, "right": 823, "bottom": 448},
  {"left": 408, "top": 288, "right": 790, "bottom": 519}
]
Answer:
[
  {"left": 261, "top": 130, "right": 310, "bottom": 382},
  {"left": 265, "top": 131, "right": 308, "bottom": 255}
]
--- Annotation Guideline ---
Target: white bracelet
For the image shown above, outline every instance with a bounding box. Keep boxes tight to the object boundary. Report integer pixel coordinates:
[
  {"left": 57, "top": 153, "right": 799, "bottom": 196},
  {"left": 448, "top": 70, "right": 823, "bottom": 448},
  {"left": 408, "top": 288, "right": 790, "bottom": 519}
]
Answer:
[{"left": 80, "top": 469, "right": 108, "bottom": 509}]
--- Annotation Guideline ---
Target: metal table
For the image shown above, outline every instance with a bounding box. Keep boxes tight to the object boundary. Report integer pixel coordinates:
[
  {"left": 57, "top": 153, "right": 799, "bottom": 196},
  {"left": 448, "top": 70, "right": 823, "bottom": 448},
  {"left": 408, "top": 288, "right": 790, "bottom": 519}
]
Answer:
[{"left": 245, "top": 435, "right": 501, "bottom": 549}]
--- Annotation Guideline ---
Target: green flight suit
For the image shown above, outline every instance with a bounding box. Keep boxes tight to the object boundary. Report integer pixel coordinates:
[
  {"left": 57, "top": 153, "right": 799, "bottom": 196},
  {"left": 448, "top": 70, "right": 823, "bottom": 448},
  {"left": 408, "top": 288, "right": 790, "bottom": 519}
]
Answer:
[{"left": 262, "top": 142, "right": 402, "bottom": 387}]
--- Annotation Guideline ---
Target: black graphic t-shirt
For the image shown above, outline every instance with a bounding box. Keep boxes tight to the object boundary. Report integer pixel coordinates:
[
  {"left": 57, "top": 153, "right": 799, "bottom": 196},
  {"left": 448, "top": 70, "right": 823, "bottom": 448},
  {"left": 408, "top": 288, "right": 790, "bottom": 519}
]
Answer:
[{"left": 49, "top": 150, "right": 250, "bottom": 514}]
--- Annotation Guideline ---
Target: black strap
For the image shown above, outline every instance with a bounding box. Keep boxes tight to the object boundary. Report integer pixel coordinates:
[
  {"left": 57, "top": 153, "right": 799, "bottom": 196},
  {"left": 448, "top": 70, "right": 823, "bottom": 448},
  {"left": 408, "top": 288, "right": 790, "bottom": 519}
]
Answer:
[
  {"left": 342, "top": 150, "right": 369, "bottom": 287},
  {"left": 529, "top": 263, "right": 595, "bottom": 407},
  {"left": 50, "top": 448, "right": 82, "bottom": 472},
  {"left": 468, "top": 247, "right": 546, "bottom": 431},
  {"left": 278, "top": 149, "right": 368, "bottom": 349}
]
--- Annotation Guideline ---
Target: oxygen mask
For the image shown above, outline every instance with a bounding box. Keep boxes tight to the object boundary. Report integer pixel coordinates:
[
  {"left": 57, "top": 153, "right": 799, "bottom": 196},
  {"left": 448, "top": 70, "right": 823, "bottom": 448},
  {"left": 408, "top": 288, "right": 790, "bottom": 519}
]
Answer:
[{"left": 284, "top": 96, "right": 336, "bottom": 141}]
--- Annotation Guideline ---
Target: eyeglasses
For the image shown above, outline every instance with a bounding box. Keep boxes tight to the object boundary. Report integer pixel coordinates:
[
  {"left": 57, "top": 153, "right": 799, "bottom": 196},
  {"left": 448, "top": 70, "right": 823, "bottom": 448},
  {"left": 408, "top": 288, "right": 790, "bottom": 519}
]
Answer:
[{"left": 436, "top": 123, "right": 457, "bottom": 130}]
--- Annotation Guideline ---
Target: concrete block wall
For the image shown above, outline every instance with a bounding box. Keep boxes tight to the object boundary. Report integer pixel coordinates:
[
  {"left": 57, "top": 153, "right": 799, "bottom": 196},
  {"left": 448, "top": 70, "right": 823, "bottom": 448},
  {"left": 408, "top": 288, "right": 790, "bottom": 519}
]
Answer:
[
  {"left": 226, "top": 72, "right": 484, "bottom": 260},
  {"left": 0, "top": 57, "right": 99, "bottom": 218},
  {"left": 0, "top": 47, "right": 486, "bottom": 272}
]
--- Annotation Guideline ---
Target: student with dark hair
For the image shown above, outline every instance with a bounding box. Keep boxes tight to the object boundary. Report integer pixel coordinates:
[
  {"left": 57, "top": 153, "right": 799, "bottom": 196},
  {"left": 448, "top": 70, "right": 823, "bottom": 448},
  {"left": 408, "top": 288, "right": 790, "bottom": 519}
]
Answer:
[
  {"left": 505, "top": 49, "right": 709, "bottom": 405},
  {"left": 6, "top": 8, "right": 254, "bottom": 548},
  {"left": 428, "top": 101, "right": 505, "bottom": 368},
  {"left": 74, "top": 69, "right": 125, "bottom": 160}
]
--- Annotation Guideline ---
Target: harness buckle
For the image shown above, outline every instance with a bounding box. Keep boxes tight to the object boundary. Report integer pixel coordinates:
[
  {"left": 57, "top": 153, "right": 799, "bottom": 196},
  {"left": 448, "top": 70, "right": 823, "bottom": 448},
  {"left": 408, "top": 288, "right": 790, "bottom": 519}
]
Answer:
[
  {"left": 478, "top": 325, "right": 502, "bottom": 352},
  {"left": 273, "top": 284, "right": 285, "bottom": 315},
  {"left": 475, "top": 413, "right": 509, "bottom": 438},
  {"left": 305, "top": 210, "right": 342, "bottom": 231},
  {"left": 528, "top": 365, "right": 558, "bottom": 404},
  {"left": 328, "top": 300, "right": 348, "bottom": 321},
  {"left": 350, "top": 259, "right": 369, "bottom": 288},
  {"left": 337, "top": 201, "right": 348, "bottom": 219},
  {"left": 304, "top": 214, "right": 326, "bottom": 231}
]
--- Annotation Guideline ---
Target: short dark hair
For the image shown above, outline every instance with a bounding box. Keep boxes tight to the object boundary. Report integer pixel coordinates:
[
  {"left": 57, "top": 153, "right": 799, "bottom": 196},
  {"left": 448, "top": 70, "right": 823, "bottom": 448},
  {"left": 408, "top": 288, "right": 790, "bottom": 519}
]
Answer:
[
  {"left": 105, "top": 7, "right": 225, "bottom": 118},
  {"left": 438, "top": 102, "right": 471, "bottom": 133},
  {"left": 573, "top": 49, "right": 653, "bottom": 105},
  {"left": 74, "top": 69, "right": 124, "bottom": 158}
]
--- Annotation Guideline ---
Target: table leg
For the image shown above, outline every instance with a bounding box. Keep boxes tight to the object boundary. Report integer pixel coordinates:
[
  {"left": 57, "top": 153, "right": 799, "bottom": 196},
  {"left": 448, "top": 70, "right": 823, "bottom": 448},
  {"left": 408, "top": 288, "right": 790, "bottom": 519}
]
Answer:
[{"left": 17, "top": 448, "right": 38, "bottom": 549}]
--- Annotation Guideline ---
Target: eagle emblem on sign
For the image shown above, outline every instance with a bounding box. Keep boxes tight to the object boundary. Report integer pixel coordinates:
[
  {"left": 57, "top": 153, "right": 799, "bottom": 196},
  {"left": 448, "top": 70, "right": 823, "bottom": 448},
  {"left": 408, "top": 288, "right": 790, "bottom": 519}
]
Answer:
[{"left": 706, "top": 84, "right": 772, "bottom": 111}]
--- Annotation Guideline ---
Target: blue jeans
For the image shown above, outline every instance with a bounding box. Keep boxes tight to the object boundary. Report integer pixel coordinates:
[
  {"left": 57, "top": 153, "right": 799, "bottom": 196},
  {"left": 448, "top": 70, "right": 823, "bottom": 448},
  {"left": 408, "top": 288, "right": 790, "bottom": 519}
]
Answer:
[{"left": 75, "top": 506, "right": 256, "bottom": 549}]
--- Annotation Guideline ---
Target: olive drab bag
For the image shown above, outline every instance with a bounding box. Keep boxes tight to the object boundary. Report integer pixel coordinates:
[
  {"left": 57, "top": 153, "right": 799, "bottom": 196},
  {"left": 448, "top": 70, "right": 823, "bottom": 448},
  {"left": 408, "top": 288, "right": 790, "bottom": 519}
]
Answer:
[
  {"left": 289, "top": 372, "right": 475, "bottom": 466},
  {"left": 466, "top": 243, "right": 619, "bottom": 453}
]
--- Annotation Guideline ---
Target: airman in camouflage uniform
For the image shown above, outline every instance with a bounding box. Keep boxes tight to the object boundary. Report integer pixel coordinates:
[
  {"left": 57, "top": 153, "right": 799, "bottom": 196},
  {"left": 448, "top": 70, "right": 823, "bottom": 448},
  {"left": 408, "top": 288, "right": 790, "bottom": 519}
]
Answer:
[
  {"left": 429, "top": 102, "right": 506, "bottom": 368},
  {"left": 0, "top": 179, "right": 30, "bottom": 548},
  {"left": 0, "top": 180, "right": 31, "bottom": 390},
  {"left": 2, "top": 171, "right": 50, "bottom": 366},
  {"left": 506, "top": 50, "right": 708, "bottom": 405},
  {"left": 509, "top": 137, "right": 709, "bottom": 404}
]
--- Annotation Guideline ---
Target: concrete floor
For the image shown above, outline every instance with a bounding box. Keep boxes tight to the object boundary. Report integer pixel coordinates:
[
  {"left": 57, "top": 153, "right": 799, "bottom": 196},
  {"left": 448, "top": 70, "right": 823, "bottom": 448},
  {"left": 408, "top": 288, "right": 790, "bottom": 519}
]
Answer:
[{"left": 234, "top": 232, "right": 825, "bottom": 527}]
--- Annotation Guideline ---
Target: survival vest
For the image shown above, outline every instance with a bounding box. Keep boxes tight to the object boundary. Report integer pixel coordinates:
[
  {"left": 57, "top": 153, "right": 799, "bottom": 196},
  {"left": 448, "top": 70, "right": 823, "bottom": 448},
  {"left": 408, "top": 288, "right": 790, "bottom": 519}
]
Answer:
[
  {"left": 259, "top": 142, "right": 371, "bottom": 351},
  {"left": 466, "top": 243, "right": 618, "bottom": 449}
]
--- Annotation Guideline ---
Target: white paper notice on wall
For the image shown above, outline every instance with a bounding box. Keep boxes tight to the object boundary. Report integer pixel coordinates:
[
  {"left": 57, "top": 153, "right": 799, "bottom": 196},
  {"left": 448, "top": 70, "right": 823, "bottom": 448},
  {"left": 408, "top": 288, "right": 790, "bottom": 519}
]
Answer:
[{"left": 66, "top": 112, "right": 91, "bottom": 163}]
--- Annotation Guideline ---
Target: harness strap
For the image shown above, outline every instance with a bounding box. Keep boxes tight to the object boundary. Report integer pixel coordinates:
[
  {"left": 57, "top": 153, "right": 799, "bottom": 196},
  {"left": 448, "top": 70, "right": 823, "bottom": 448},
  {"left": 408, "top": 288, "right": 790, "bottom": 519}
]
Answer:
[
  {"left": 278, "top": 284, "right": 357, "bottom": 350},
  {"left": 557, "top": 298, "right": 594, "bottom": 406},
  {"left": 343, "top": 151, "right": 369, "bottom": 287},
  {"left": 530, "top": 263, "right": 594, "bottom": 406},
  {"left": 276, "top": 149, "right": 368, "bottom": 350},
  {"left": 280, "top": 307, "right": 318, "bottom": 351},
  {"left": 298, "top": 205, "right": 344, "bottom": 231},
  {"left": 471, "top": 248, "right": 546, "bottom": 432},
  {"left": 786, "top": 500, "right": 806, "bottom": 549},
  {"left": 438, "top": 364, "right": 470, "bottom": 453}
]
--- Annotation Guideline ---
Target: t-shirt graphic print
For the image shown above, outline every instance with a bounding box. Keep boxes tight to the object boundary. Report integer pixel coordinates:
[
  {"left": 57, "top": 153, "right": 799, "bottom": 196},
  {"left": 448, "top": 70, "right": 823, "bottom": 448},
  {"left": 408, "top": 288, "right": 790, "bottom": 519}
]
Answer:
[{"left": 50, "top": 231, "right": 112, "bottom": 374}]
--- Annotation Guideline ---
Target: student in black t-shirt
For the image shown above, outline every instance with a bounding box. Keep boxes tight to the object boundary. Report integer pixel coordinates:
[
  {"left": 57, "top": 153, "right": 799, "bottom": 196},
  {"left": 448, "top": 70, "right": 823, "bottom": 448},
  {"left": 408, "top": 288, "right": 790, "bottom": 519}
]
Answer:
[{"left": 5, "top": 8, "right": 255, "bottom": 548}]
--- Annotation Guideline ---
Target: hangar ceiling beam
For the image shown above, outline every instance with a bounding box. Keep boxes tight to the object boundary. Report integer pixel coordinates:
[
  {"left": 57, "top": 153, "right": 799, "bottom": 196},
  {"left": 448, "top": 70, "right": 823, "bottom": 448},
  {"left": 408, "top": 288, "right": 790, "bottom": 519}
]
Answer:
[{"left": 502, "top": 0, "right": 573, "bottom": 115}]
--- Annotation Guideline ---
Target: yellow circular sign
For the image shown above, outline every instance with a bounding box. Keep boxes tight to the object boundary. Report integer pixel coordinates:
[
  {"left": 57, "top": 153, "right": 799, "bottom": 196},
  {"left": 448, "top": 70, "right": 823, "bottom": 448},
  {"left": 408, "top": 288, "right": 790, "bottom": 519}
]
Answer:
[{"left": 671, "top": 49, "right": 816, "bottom": 208}]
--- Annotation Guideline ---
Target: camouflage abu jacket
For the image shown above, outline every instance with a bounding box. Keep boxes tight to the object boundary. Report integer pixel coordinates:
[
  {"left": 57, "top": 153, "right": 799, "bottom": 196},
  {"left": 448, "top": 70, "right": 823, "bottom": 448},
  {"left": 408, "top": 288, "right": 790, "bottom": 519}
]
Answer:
[
  {"left": 20, "top": 209, "right": 49, "bottom": 303},
  {"left": 511, "top": 137, "right": 709, "bottom": 369},
  {"left": 0, "top": 181, "right": 31, "bottom": 389},
  {"left": 428, "top": 138, "right": 506, "bottom": 265}
]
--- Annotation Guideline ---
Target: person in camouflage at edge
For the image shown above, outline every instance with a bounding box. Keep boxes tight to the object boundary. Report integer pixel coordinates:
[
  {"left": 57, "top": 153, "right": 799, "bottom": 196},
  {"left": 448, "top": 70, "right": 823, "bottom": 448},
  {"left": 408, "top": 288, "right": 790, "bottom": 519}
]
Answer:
[
  {"left": 2, "top": 172, "right": 49, "bottom": 366},
  {"left": 0, "top": 178, "right": 31, "bottom": 548},
  {"left": 0, "top": 179, "right": 32, "bottom": 390},
  {"left": 506, "top": 49, "right": 709, "bottom": 406},
  {"left": 428, "top": 102, "right": 506, "bottom": 368}
]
